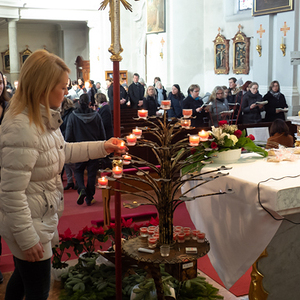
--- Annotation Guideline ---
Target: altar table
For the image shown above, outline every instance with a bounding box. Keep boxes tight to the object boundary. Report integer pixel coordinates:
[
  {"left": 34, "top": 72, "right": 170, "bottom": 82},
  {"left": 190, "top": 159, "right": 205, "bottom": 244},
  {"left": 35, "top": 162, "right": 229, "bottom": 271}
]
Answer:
[{"left": 182, "top": 153, "right": 300, "bottom": 289}]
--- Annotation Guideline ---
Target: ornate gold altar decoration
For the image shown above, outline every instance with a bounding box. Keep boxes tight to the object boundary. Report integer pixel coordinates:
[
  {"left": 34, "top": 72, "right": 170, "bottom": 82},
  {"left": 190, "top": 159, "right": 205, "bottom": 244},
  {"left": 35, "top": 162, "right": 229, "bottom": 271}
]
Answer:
[
  {"left": 213, "top": 28, "right": 229, "bottom": 74},
  {"left": 232, "top": 24, "right": 250, "bottom": 75},
  {"left": 99, "top": 0, "right": 133, "bottom": 61},
  {"left": 249, "top": 249, "right": 269, "bottom": 300},
  {"left": 101, "top": 111, "right": 230, "bottom": 245},
  {"left": 1, "top": 48, "right": 10, "bottom": 73}
]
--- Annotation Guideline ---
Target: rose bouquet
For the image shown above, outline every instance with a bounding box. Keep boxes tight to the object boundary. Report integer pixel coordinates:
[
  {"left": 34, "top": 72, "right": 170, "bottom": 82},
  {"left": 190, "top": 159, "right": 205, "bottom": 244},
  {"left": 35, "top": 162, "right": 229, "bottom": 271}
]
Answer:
[{"left": 183, "top": 121, "right": 268, "bottom": 174}]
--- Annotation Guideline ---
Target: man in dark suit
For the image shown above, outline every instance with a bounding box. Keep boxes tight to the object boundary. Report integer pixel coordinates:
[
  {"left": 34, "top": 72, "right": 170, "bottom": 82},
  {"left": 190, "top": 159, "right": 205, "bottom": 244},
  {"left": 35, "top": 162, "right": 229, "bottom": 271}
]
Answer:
[{"left": 128, "top": 73, "right": 145, "bottom": 109}]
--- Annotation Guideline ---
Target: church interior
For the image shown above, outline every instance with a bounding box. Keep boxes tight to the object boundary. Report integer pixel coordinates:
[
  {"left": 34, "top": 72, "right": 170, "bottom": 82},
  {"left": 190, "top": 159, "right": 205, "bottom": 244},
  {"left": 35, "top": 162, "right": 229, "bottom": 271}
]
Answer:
[{"left": 1, "top": 0, "right": 300, "bottom": 299}]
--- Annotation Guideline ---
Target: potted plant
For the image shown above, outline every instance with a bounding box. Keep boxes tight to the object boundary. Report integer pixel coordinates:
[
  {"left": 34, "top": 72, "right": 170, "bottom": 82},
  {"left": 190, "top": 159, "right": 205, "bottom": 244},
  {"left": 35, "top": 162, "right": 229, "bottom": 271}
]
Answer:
[
  {"left": 51, "top": 228, "right": 74, "bottom": 281},
  {"left": 72, "top": 225, "right": 108, "bottom": 262}
]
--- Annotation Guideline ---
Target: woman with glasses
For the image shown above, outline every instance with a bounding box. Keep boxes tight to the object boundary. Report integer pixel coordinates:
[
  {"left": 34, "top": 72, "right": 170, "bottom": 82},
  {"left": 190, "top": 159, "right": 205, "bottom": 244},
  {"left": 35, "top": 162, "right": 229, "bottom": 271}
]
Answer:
[
  {"left": 241, "top": 82, "right": 264, "bottom": 124},
  {"left": 207, "top": 86, "right": 230, "bottom": 127}
]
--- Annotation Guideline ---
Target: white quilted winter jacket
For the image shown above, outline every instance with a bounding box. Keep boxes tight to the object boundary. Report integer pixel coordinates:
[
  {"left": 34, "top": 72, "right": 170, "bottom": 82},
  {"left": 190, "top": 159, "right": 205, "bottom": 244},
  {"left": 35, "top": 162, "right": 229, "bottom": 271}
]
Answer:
[{"left": 0, "top": 105, "right": 109, "bottom": 261}]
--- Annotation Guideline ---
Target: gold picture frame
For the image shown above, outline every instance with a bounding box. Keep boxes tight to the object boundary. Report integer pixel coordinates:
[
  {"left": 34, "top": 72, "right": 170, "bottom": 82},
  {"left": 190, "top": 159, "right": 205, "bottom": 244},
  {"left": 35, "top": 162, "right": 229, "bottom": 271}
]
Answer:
[
  {"left": 213, "top": 31, "right": 229, "bottom": 75},
  {"left": 252, "top": 0, "right": 294, "bottom": 17},
  {"left": 19, "top": 47, "right": 32, "bottom": 67},
  {"left": 232, "top": 27, "right": 250, "bottom": 75},
  {"left": 147, "top": 0, "right": 165, "bottom": 34},
  {"left": 1, "top": 49, "right": 10, "bottom": 73}
]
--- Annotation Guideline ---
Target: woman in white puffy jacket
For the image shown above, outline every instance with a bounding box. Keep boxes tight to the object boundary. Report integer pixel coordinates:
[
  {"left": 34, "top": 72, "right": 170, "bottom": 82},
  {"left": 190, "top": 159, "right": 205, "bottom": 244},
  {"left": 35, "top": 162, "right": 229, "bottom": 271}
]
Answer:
[{"left": 0, "top": 50, "right": 125, "bottom": 300}]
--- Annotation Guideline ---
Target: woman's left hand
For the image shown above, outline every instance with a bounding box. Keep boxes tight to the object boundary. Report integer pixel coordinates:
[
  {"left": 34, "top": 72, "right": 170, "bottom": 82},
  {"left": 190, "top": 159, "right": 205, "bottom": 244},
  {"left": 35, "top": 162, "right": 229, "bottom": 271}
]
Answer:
[{"left": 104, "top": 138, "right": 128, "bottom": 154}]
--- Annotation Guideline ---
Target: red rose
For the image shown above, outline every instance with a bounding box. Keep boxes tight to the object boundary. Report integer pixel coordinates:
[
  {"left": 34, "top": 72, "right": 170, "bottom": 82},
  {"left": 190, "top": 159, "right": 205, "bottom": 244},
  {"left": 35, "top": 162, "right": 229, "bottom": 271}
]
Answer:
[
  {"left": 247, "top": 134, "right": 255, "bottom": 141},
  {"left": 218, "top": 120, "right": 228, "bottom": 127},
  {"left": 211, "top": 142, "right": 218, "bottom": 149},
  {"left": 190, "top": 148, "right": 196, "bottom": 154},
  {"left": 234, "top": 130, "right": 242, "bottom": 138}
]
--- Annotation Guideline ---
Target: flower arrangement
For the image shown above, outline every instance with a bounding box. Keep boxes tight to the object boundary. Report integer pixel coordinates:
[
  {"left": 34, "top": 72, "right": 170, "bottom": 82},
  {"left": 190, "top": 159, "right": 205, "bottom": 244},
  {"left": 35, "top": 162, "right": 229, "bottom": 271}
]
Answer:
[
  {"left": 52, "top": 228, "right": 74, "bottom": 269},
  {"left": 184, "top": 120, "right": 268, "bottom": 174}
]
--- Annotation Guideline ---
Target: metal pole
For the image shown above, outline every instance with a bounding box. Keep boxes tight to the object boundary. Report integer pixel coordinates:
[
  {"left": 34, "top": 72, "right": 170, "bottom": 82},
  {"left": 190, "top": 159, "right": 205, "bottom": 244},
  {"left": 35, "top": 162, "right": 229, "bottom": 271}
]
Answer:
[{"left": 113, "top": 60, "right": 122, "bottom": 299}]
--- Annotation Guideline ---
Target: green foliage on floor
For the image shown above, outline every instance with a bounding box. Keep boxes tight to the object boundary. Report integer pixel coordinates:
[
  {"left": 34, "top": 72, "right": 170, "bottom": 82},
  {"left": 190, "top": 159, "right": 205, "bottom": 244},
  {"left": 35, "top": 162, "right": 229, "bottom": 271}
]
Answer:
[{"left": 59, "top": 256, "right": 223, "bottom": 300}]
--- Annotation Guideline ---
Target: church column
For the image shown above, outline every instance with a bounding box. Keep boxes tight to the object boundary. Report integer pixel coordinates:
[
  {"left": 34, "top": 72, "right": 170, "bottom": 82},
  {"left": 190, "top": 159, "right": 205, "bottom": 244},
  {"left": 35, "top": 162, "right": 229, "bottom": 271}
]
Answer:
[
  {"left": 87, "top": 17, "right": 102, "bottom": 83},
  {"left": 8, "top": 19, "right": 20, "bottom": 83}
]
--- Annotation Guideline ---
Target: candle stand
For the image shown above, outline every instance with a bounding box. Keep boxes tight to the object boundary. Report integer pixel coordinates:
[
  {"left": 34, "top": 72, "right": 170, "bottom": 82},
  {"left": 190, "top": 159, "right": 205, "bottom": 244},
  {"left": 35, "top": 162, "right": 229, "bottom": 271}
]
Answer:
[{"left": 101, "top": 110, "right": 230, "bottom": 245}]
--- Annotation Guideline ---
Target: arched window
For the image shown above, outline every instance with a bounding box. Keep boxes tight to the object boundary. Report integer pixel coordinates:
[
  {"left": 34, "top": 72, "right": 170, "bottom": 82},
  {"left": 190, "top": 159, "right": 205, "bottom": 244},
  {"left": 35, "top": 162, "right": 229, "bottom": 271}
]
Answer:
[{"left": 239, "top": 0, "right": 252, "bottom": 11}]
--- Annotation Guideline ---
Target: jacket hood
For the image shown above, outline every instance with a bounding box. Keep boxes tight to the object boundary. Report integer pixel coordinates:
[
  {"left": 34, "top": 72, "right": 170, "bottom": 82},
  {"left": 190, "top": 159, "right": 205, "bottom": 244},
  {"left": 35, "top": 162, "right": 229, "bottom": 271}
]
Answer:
[{"left": 72, "top": 110, "right": 98, "bottom": 124}]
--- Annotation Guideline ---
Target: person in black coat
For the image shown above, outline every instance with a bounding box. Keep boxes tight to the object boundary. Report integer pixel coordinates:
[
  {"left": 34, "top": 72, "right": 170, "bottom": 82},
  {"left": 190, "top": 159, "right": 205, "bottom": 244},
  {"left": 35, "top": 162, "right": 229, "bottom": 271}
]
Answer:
[
  {"left": 143, "top": 86, "right": 159, "bottom": 116},
  {"left": 182, "top": 84, "right": 208, "bottom": 128},
  {"left": 128, "top": 73, "right": 145, "bottom": 109},
  {"left": 108, "top": 83, "right": 128, "bottom": 111},
  {"left": 167, "top": 84, "right": 184, "bottom": 118},
  {"left": 60, "top": 97, "right": 77, "bottom": 190},
  {"left": 95, "top": 92, "right": 113, "bottom": 139},
  {"left": 263, "top": 80, "right": 288, "bottom": 122},
  {"left": 241, "top": 82, "right": 265, "bottom": 124},
  {"left": 65, "top": 94, "right": 106, "bottom": 206}
]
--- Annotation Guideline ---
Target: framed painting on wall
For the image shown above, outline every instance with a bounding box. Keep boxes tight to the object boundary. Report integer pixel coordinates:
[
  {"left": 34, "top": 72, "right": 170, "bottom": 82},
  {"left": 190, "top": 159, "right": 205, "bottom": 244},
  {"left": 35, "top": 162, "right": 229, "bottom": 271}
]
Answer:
[
  {"left": 147, "top": 0, "right": 165, "bottom": 34},
  {"left": 1, "top": 49, "right": 10, "bottom": 73},
  {"left": 252, "top": 0, "right": 294, "bottom": 16},
  {"left": 213, "top": 31, "right": 229, "bottom": 74},
  {"left": 232, "top": 27, "right": 250, "bottom": 75},
  {"left": 19, "top": 47, "right": 32, "bottom": 67}
]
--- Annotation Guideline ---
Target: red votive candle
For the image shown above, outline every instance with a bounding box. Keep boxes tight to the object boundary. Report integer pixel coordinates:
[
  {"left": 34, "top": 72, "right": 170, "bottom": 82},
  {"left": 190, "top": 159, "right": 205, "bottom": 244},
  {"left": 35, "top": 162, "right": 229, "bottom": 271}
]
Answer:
[
  {"left": 147, "top": 229, "right": 155, "bottom": 236},
  {"left": 189, "top": 135, "right": 200, "bottom": 146},
  {"left": 184, "top": 230, "right": 191, "bottom": 241},
  {"left": 198, "top": 130, "right": 209, "bottom": 142},
  {"left": 138, "top": 109, "right": 148, "bottom": 119},
  {"left": 119, "top": 141, "right": 126, "bottom": 150},
  {"left": 126, "top": 134, "right": 137, "bottom": 146},
  {"left": 140, "top": 227, "right": 148, "bottom": 237},
  {"left": 122, "top": 154, "right": 131, "bottom": 165},
  {"left": 181, "top": 119, "right": 191, "bottom": 128},
  {"left": 192, "top": 230, "right": 200, "bottom": 240},
  {"left": 197, "top": 233, "right": 205, "bottom": 243},
  {"left": 175, "top": 226, "right": 183, "bottom": 232},
  {"left": 177, "top": 232, "right": 185, "bottom": 243},
  {"left": 148, "top": 236, "right": 157, "bottom": 248},
  {"left": 112, "top": 166, "right": 123, "bottom": 178},
  {"left": 98, "top": 176, "right": 108, "bottom": 188},
  {"left": 132, "top": 127, "right": 142, "bottom": 138},
  {"left": 161, "top": 100, "right": 171, "bottom": 109},
  {"left": 182, "top": 109, "right": 192, "bottom": 118}
]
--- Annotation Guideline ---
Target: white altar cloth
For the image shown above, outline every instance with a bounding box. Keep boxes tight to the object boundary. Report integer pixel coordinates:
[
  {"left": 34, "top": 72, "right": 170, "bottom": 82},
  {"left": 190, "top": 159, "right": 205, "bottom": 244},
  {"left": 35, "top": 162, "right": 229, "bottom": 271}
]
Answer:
[{"left": 182, "top": 153, "right": 300, "bottom": 289}]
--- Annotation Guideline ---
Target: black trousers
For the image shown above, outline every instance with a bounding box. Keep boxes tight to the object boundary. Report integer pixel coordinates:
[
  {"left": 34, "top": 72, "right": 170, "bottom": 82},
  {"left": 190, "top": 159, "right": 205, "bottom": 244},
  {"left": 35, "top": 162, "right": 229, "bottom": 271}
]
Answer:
[
  {"left": 75, "top": 159, "right": 99, "bottom": 202},
  {"left": 5, "top": 256, "right": 51, "bottom": 300}
]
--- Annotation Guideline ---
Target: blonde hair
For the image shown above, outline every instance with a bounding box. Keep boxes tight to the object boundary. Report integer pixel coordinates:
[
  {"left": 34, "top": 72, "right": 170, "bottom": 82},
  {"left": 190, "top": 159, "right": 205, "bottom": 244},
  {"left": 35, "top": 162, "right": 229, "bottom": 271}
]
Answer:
[{"left": 9, "top": 49, "right": 70, "bottom": 131}]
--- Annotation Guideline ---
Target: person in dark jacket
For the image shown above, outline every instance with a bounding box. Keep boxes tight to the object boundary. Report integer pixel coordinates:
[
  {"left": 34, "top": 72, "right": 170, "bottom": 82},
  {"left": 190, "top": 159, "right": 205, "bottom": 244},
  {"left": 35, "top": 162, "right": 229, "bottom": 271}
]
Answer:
[
  {"left": 143, "top": 86, "right": 159, "bottom": 116},
  {"left": 241, "top": 82, "right": 265, "bottom": 124},
  {"left": 60, "top": 97, "right": 77, "bottom": 190},
  {"left": 182, "top": 84, "right": 208, "bottom": 128},
  {"left": 65, "top": 94, "right": 106, "bottom": 206},
  {"left": 128, "top": 73, "right": 145, "bottom": 109},
  {"left": 108, "top": 82, "right": 128, "bottom": 111},
  {"left": 263, "top": 80, "right": 288, "bottom": 122},
  {"left": 167, "top": 84, "right": 184, "bottom": 118},
  {"left": 95, "top": 92, "right": 113, "bottom": 139}
]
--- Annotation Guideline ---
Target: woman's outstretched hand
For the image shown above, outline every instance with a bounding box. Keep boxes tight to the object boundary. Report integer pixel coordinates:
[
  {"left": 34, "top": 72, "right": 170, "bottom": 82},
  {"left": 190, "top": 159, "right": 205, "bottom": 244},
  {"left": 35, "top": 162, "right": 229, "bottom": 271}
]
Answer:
[{"left": 104, "top": 138, "right": 128, "bottom": 155}]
